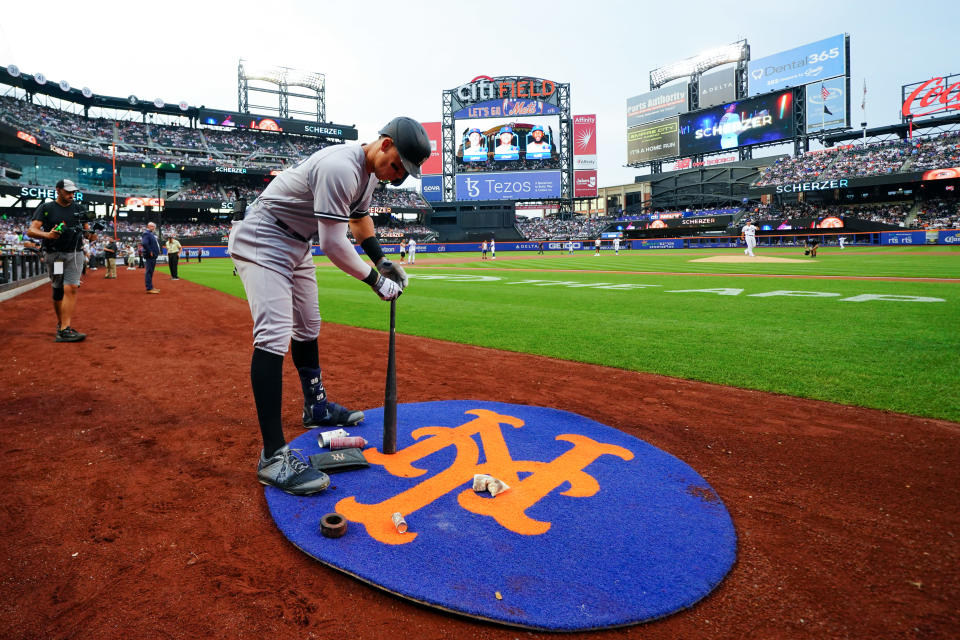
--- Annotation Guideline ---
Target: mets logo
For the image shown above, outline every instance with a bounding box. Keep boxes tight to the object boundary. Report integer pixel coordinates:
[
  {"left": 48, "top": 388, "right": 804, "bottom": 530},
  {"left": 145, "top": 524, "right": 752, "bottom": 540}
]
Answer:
[
  {"left": 336, "top": 408, "right": 633, "bottom": 545},
  {"left": 266, "top": 401, "right": 736, "bottom": 630}
]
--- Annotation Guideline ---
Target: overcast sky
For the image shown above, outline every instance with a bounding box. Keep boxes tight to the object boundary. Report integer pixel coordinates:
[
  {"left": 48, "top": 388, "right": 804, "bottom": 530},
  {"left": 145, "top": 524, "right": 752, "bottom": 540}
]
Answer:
[{"left": 1, "top": 0, "right": 957, "bottom": 188}]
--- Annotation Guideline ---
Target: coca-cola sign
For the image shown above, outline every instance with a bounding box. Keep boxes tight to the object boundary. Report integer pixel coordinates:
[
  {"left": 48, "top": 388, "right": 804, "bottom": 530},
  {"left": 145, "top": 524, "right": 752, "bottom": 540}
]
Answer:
[{"left": 901, "top": 74, "right": 960, "bottom": 121}]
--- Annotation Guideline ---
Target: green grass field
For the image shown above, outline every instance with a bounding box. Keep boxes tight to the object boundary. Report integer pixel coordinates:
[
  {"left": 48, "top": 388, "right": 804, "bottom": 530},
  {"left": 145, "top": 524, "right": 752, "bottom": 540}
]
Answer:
[{"left": 183, "top": 246, "right": 960, "bottom": 422}]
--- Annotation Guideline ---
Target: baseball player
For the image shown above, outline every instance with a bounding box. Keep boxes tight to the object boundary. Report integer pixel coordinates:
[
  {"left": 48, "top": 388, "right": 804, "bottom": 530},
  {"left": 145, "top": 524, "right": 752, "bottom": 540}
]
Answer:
[
  {"left": 490, "top": 238, "right": 495, "bottom": 259},
  {"left": 407, "top": 237, "right": 416, "bottom": 264},
  {"left": 838, "top": 235, "right": 847, "bottom": 250},
  {"left": 228, "top": 116, "right": 430, "bottom": 496},
  {"left": 741, "top": 220, "right": 758, "bottom": 257},
  {"left": 594, "top": 238, "right": 601, "bottom": 256},
  {"left": 613, "top": 237, "right": 620, "bottom": 255},
  {"left": 481, "top": 240, "right": 487, "bottom": 260}
]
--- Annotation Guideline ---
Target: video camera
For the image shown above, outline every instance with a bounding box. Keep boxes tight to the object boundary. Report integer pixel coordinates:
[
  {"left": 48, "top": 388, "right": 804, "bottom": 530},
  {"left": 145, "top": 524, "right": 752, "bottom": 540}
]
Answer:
[{"left": 51, "top": 206, "right": 106, "bottom": 250}]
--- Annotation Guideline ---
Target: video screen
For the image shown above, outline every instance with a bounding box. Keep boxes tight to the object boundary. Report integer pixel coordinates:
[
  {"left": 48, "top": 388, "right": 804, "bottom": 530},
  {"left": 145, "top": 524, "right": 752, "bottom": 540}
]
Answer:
[
  {"left": 678, "top": 90, "right": 795, "bottom": 156},
  {"left": 455, "top": 116, "right": 560, "bottom": 173}
]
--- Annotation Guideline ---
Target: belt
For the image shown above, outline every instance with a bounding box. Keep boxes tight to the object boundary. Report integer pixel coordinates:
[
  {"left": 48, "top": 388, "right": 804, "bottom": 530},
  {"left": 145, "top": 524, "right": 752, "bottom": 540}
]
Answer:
[{"left": 272, "top": 217, "right": 311, "bottom": 243}]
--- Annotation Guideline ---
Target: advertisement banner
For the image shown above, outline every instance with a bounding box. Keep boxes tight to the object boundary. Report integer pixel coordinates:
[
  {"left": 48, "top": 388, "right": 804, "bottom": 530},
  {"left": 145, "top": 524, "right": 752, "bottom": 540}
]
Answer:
[
  {"left": 626, "top": 82, "right": 689, "bottom": 127},
  {"left": 633, "top": 239, "right": 684, "bottom": 250},
  {"left": 922, "top": 167, "right": 960, "bottom": 181},
  {"left": 574, "top": 170, "right": 598, "bottom": 198},
  {"left": 421, "top": 122, "right": 442, "bottom": 176},
  {"left": 805, "top": 77, "right": 848, "bottom": 133},
  {"left": 197, "top": 108, "right": 358, "bottom": 139},
  {"left": 421, "top": 175, "right": 443, "bottom": 202},
  {"left": 938, "top": 230, "right": 960, "bottom": 245},
  {"left": 627, "top": 118, "right": 679, "bottom": 163},
  {"left": 573, "top": 114, "right": 597, "bottom": 170},
  {"left": 901, "top": 74, "right": 960, "bottom": 121},
  {"left": 880, "top": 231, "right": 926, "bottom": 246},
  {"left": 698, "top": 68, "right": 737, "bottom": 109},
  {"left": 455, "top": 171, "right": 561, "bottom": 201},
  {"left": 453, "top": 99, "right": 561, "bottom": 120},
  {"left": 748, "top": 34, "right": 846, "bottom": 96},
  {"left": 678, "top": 90, "right": 794, "bottom": 156}
]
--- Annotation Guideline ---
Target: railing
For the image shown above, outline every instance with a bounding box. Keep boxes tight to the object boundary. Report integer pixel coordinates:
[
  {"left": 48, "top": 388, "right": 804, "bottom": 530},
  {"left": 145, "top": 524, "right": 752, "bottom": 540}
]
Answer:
[{"left": 0, "top": 250, "right": 46, "bottom": 287}]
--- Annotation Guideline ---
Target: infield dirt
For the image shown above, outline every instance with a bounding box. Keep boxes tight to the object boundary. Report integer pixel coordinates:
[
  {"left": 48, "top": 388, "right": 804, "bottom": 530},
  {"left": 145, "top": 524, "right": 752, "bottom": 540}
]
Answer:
[{"left": 1, "top": 269, "right": 958, "bottom": 639}]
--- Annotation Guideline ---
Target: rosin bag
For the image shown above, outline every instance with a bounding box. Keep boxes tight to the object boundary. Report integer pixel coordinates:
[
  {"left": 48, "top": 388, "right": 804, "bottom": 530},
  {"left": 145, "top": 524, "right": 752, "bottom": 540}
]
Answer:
[{"left": 309, "top": 448, "right": 369, "bottom": 474}]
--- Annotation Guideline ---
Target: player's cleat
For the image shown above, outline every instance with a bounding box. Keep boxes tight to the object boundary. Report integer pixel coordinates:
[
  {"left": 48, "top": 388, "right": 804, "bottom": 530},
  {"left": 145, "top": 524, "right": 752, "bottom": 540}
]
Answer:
[
  {"left": 257, "top": 445, "right": 330, "bottom": 495},
  {"left": 56, "top": 326, "right": 86, "bottom": 342},
  {"left": 303, "top": 401, "right": 364, "bottom": 429}
]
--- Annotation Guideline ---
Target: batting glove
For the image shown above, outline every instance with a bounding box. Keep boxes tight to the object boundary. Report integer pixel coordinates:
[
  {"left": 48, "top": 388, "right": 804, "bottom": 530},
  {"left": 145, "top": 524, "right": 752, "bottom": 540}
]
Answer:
[
  {"left": 371, "top": 273, "right": 403, "bottom": 301},
  {"left": 376, "top": 257, "right": 408, "bottom": 288}
]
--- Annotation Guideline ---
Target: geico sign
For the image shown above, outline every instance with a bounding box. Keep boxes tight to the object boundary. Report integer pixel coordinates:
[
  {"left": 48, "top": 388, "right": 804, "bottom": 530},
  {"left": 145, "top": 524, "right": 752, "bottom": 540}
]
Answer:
[
  {"left": 124, "top": 197, "right": 165, "bottom": 208},
  {"left": 775, "top": 179, "right": 849, "bottom": 193},
  {"left": 456, "top": 76, "right": 556, "bottom": 103},
  {"left": 902, "top": 76, "right": 960, "bottom": 119},
  {"left": 695, "top": 115, "right": 773, "bottom": 139}
]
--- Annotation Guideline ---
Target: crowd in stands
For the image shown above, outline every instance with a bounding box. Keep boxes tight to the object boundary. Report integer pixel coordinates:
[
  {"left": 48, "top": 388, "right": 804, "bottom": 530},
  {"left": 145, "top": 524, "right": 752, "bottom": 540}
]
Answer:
[
  {"left": 754, "top": 131, "right": 960, "bottom": 186},
  {"left": 517, "top": 216, "right": 606, "bottom": 240},
  {"left": 0, "top": 95, "right": 334, "bottom": 169},
  {"left": 766, "top": 202, "right": 914, "bottom": 227},
  {"left": 174, "top": 180, "right": 224, "bottom": 200},
  {"left": 914, "top": 197, "right": 960, "bottom": 229},
  {"left": 370, "top": 188, "right": 430, "bottom": 210},
  {"left": 911, "top": 131, "right": 960, "bottom": 172}
]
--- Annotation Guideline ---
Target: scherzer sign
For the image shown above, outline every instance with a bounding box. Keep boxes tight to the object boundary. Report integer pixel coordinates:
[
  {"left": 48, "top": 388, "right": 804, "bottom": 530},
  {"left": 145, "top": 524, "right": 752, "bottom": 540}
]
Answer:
[{"left": 902, "top": 74, "right": 960, "bottom": 121}]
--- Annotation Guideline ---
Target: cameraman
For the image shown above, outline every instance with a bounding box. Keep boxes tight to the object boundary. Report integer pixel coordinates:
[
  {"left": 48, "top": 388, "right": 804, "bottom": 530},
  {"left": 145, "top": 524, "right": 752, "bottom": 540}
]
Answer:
[{"left": 26, "top": 179, "right": 96, "bottom": 342}]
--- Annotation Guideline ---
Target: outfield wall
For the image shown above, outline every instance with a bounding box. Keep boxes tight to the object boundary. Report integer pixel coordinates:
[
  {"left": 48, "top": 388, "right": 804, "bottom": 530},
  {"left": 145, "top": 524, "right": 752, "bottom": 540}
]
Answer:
[{"left": 167, "top": 230, "right": 960, "bottom": 259}]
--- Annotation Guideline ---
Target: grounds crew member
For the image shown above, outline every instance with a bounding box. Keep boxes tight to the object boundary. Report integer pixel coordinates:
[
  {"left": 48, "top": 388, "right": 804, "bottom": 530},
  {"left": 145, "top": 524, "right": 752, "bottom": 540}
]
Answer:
[
  {"left": 26, "top": 179, "right": 97, "bottom": 342},
  {"left": 229, "top": 116, "right": 430, "bottom": 496},
  {"left": 165, "top": 235, "right": 181, "bottom": 280}
]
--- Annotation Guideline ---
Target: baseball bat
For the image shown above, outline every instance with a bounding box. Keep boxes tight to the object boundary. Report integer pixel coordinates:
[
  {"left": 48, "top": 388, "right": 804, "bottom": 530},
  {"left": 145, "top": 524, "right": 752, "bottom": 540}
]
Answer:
[{"left": 382, "top": 298, "right": 398, "bottom": 454}]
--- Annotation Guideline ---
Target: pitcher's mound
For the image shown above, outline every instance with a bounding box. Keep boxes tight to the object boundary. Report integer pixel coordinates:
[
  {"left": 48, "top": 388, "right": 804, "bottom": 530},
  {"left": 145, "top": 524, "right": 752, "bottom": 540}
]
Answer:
[{"left": 692, "top": 255, "right": 810, "bottom": 263}]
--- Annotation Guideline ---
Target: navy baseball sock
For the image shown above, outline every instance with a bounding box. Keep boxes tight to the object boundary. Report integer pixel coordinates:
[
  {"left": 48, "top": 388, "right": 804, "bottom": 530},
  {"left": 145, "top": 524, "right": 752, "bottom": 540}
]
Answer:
[
  {"left": 291, "top": 338, "right": 320, "bottom": 370},
  {"left": 251, "top": 348, "right": 286, "bottom": 458}
]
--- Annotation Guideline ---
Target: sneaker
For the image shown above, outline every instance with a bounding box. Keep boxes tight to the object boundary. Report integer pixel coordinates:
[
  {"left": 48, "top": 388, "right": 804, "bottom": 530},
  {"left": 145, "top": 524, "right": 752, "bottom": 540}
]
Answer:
[
  {"left": 171, "top": 278, "right": 179, "bottom": 281},
  {"left": 146, "top": 289, "right": 160, "bottom": 294},
  {"left": 56, "top": 326, "right": 86, "bottom": 343},
  {"left": 302, "top": 401, "right": 364, "bottom": 429},
  {"left": 257, "top": 445, "right": 330, "bottom": 495}
]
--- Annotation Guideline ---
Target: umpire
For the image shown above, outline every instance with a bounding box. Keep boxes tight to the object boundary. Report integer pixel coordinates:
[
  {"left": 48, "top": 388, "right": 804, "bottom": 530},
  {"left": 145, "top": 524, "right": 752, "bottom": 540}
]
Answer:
[{"left": 26, "top": 179, "right": 96, "bottom": 342}]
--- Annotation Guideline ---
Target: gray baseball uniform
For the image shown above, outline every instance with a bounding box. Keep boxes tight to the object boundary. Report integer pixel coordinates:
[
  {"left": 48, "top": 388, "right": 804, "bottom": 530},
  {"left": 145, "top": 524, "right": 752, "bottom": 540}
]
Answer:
[{"left": 228, "top": 144, "right": 378, "bottom": 355}]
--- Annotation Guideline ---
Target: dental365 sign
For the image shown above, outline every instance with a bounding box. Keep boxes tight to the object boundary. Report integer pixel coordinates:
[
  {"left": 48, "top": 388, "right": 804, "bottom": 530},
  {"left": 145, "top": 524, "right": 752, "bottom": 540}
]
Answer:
[{"left": 748, "top": 34, "right": 847, "bottom": 96}]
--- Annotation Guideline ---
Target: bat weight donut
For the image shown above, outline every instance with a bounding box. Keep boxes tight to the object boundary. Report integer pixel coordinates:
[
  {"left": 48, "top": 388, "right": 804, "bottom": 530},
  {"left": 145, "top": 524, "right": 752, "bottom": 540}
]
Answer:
[{"left": 320, "top": 512, "right": 348, "bottom": 538}]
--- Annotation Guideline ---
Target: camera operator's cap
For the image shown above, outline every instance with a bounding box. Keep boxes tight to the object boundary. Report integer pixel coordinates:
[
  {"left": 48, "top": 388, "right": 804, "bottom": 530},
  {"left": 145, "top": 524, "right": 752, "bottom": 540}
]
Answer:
[
  {"left": 56, "top": 179, "right": 78, "bottom": 192},
  {"left": 378, "top": 116, "right": 430, "bottom": 181}
]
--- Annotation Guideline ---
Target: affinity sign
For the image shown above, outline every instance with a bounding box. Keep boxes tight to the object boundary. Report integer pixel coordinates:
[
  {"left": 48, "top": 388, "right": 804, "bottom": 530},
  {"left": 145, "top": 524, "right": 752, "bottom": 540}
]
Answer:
[
  {"left": 748, "top": 34, "right": 846, "bottom": 96},
  {"left": 456, "top": 171, "right": 561, "bottom": 201}
]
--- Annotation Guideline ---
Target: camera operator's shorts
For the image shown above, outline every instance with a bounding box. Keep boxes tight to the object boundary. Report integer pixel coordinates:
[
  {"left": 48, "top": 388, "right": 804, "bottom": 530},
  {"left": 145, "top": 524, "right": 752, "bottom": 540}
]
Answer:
[{"left": 45, "top": 251, "right": 84, "bottom": 286}]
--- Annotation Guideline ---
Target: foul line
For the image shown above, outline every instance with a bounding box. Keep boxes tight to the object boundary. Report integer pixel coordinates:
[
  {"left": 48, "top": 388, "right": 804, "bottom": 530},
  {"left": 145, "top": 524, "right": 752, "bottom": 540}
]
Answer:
[{"left": 405, "top": 265, "right": 960, "bottom": 283}]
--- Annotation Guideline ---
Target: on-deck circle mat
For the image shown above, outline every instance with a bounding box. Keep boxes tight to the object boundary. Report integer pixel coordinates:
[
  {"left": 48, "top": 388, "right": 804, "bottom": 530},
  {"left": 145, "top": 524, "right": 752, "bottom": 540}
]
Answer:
[{"left": 265, "top": 400, "right": 736, "bottom": 631}]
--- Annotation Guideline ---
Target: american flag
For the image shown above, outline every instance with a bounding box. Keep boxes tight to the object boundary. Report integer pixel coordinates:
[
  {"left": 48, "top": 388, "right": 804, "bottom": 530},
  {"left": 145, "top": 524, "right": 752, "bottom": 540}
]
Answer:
[{"left": 821, "top": 85, "right": 830, "bottom": 100}]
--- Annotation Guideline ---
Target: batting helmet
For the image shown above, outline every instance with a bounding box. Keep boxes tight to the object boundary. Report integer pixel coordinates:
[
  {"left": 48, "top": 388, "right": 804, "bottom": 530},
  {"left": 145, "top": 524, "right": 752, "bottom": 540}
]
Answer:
[{"left": 379, "top": 117, "right": 431, "bottom": 184}]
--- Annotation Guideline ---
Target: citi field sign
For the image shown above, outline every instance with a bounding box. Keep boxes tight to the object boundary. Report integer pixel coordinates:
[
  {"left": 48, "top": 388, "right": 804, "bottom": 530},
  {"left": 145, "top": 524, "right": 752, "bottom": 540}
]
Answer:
[{"left": 454, "top": 76, "right": 557, "bottom": 106}]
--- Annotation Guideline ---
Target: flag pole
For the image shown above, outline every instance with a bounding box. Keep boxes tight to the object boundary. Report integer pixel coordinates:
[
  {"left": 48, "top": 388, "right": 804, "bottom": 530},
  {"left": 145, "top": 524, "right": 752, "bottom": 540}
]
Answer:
[{"left": 112, "top": 121, "right": 117, "bottom": 241}]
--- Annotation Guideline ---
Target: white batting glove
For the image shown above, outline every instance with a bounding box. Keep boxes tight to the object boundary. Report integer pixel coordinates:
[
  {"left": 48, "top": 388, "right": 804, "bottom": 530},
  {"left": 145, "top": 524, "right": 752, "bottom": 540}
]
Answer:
[
  {"left": 376, "top": 257, "right": 408, "bottom": 288},
  {"left": 371, "top": 273, "right": 403, "bottom": 301}
]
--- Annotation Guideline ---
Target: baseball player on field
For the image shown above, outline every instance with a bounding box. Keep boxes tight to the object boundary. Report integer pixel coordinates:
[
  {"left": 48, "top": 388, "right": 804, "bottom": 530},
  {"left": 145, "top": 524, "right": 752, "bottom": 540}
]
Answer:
[
  {"left": 228, "top": 116, "right": 430, "bottom": 496},
  {"left": 741, "top": 220, "right": 758, "bottom": 257},
  {"left": 407, "top": 237, "right": 416, "bottom": 264}
]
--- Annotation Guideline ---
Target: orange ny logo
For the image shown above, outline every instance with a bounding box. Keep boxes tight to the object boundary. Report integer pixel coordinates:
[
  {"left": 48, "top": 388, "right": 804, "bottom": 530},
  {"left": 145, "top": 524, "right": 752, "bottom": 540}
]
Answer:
[{"left": 335, "top": 409, "right": 633, "bottom": 545}]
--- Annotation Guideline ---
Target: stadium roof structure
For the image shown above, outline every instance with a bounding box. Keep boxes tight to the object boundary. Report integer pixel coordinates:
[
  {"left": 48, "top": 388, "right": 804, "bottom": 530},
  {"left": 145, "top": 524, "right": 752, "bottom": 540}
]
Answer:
[
  {"left": 649, "top": 41, "right": 748, "bottom": 89},
  {"left": 822, "top": 112, "right": 960, "bottom": 146}
]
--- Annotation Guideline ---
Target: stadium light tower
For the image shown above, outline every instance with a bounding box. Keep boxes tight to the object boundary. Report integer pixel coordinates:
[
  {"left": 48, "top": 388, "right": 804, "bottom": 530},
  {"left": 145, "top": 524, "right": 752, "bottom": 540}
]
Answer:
[
  {"left": 649, "top": 41, "right": 749, "bottom": 89},
  {"left": 238, "top": 59, "right": 326, "bottom": 122}
]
